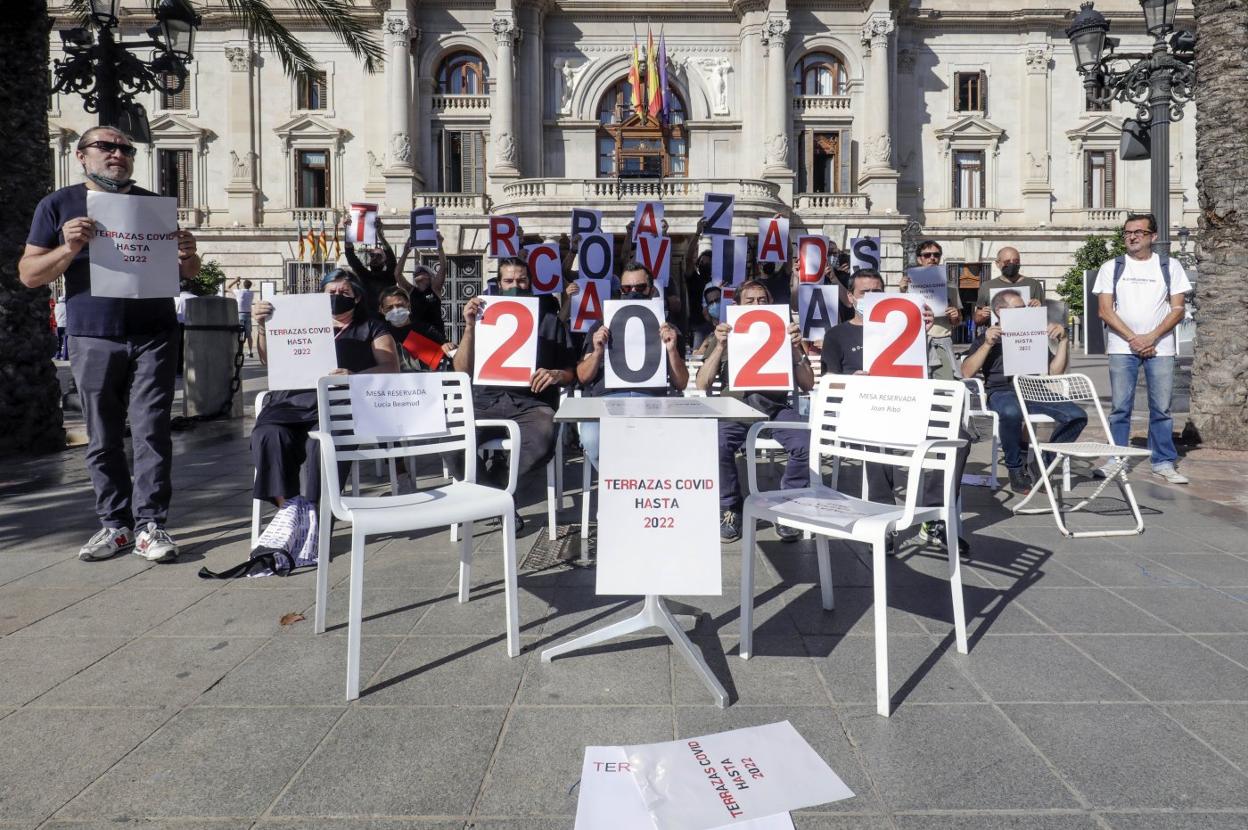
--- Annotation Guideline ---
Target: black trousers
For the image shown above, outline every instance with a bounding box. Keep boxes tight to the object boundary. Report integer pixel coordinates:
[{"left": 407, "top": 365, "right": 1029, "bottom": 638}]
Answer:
[
  {"left": 838, "top": 425, "right": 974, "bottom": 511},
  {"left": 448, "top": 393, "right": 558, "bottom": 489}
]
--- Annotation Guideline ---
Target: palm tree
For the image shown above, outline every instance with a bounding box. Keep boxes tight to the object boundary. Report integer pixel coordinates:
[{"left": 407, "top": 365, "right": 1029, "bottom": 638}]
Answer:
[
  {"left": 0, "top": 0, "right": 381, "bottom": 456},
  {"left": 1191, "top": 0, "right": 1248, "bottom": 449}
]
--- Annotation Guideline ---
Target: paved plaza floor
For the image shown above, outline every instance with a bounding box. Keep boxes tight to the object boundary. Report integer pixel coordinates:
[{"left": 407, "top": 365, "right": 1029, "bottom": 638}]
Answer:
[{"left": 2, "top": 363, "right": 1247, "bottom": 830}]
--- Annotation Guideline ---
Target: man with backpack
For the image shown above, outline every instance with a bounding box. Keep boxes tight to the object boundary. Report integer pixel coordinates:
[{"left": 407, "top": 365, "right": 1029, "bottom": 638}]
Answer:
[{"left": 1091, "top": 213, "right": 1192, "bottom": 484}]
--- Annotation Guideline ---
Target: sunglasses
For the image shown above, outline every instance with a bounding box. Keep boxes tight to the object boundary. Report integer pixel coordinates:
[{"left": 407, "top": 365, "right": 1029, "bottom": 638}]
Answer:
[
  {"left": 918, "top": 251, "right": 941, "bottom": 260},
  {"left": 81, "top": 140, "right": 137, "bottom": 158},
  {"left": 1124, "top": 229, "right": 1153, "bottom": 238}
]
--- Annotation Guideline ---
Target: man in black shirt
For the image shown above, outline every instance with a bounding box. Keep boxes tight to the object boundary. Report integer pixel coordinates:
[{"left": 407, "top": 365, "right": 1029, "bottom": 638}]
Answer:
[
  {"left": 20, "top": 126, "right": 200, "bottom": 563},
  {"left": 342, "top": 213, "right": 396, "bottom": 311}
]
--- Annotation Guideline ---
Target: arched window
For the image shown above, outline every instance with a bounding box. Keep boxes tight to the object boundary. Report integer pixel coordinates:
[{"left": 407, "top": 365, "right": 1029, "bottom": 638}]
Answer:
[
  {"left": 792, "top": 52, "right": 848, "bottom": 96},
  {"left": 437, "top": 51, "right": 489, "bottom": 95},
  {"left": 596, "top": 77, "right": 687, "bottom": 178}
]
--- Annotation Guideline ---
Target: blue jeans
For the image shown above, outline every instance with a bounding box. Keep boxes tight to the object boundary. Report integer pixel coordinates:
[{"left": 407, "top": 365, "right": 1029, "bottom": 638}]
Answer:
[
  {"left": 987, "top": 391, "right": 1087, "bottom": 470},
  {"left": 579, "top": 390, "right": 652, "bottom": 471},
  {"left": 1108, "top": 353, "right": 1177, "bottom": 468}
]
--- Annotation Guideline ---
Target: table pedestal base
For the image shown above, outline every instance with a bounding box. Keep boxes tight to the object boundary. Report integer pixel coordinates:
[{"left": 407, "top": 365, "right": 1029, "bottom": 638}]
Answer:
[{"left": 540, "top": 595, "right": 728, "bottom": 707}]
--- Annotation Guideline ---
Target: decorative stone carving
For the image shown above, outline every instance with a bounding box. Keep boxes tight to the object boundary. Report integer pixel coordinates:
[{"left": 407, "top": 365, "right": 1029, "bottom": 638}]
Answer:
[
  {"left": 492, "top": 15, "right": 517, "bottom": 46},
  {"left": 867, "top": 134, "right": 892, "bottom": 166},
  {"left": 383, "top": 16, "right": 409, "bottom": 38},
  {"left": 764, "top": 133, "right": 789, "bottom": 166},
  {"left": 496, "top": 131, "right": 517, "bottom": 165},
  {"left": 366, "top": 150, "right": 384, "bottom": 181},
  {"left": 556, "top": 58, "right": 591, "bottom": 116},
  {"left": 1025, "top": 151, "right": 1049, "bottom": 179},
  {"left": 229, "top": 150, "right": 253, "bottom": 181},
  {"left": 224, "top": 46, "right": 251, "bottom": 72},
  {"left": 761, "top": 16, "right": 789, "bottom": 51},
  {"left": 862, "top": 14, "right": 895, "bottom": 47},
  {"left": 1025, "top": 46, "right": 1052, "bottom": 74},
  {"left": 390, "top": 132, "right": 411, "bottom": 165},
  {"left": 898, "top": 49, "right": 915, "bottom": 74},
  {"left": 687, "top": 57, "right": 733, "bottom": 116}
]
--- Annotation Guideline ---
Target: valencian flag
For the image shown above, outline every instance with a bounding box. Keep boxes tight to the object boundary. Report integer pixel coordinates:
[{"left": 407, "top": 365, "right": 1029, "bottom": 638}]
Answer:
[
  {"left": 646, "top": 27, "right": 662, "bottom": 120},
  {"left": 304, "top": 222, "right": 318, "bottom": 264},
  {"left": 296, "top": 219, "right": 306, "bottom": 260},
  {"left": 317, "top": 220, "right": 330, "bottom": 261},
  {"left": 658, "top": 30, "right": 670, "bottom": 122},
  {"left": 628, "top": 32, "right": 643, "bottom": 116},
  {"left": 331, "top": 216, "right": 341, "bottom": 261}
]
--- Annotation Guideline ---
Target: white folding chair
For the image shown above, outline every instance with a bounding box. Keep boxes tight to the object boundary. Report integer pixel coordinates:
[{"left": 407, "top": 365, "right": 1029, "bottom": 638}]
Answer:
[
  {"left": 961, "top": 378, "right": 1000, "bottom": 488},
  {"left": 309, "top": 373, "right": 521, "bottom": 700},
  {"left": 739, "top": 374, "right": 969, "bottom": 717},
  {"left": 1025, "top": 414, "right": 1072, "bottom": 492},
  {"left": 1012, "top": 373, "right": 1152, "bottom": 537}
]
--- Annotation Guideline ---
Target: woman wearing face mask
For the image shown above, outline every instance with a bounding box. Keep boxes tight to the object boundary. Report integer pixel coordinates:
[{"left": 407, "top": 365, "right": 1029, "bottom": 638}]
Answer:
[
  {"left": 247, "top": 271, "right": 399, "bottom": 554},
  {"left": 692, "top": 285, "right": 722, "bottom": 350},
  {"left": 378, "top": 285, "right": 453, "bottom": 372}
]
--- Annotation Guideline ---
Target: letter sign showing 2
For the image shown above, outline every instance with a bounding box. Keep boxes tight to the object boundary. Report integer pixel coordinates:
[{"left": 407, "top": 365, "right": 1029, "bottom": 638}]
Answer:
[
  {"left": 727, "top": 304, "right": 794, "bottom": 391},
  {"left": 861, "top": 293, "right": 928, "bottom": 379},
  {"left": 473, "top": 296, "right": 539, "bottom": 387}
]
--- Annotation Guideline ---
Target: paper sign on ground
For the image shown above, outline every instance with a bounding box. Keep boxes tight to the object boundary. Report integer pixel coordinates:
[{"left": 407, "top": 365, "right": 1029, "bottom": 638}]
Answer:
[
  {"left": 711, "top": 236, "right": 747, "bottom": 287},
  {"left": 796, "top": 236, "right": 828, "bottom": 283},
  {"left": 409, "top": 207, "right": 438, "bottom": 248},
  {"left": 602, "top": 397, "right": 719, "bottom": 418},
  {"left": 756, "top": 217, "right": 789, "bottom": 263},
  {"left": 798, "top": 284, "right": 840, "bottom": 342},
  {"left": 86, "top": 190, "right": 179, "bottom": 299},
  {"left": 574, "top": 746, "right": 795, "bottom": 830},
  {"left": 263, "top": 293, "right": 337, "bottom": 391},
  {"left": 727, "top": 304, "right": 793, "bottom": 391},
  {"left": 473, "top": 296, "right": 539, "bottom": 387},
  {"left": 702, "top": 192, "right": 734, "bottom": 236},
  {"left": 835, "top": 374, "right": 935, "bottom": 446},
  {"left": 523, "top": 243, "right": 563, "bottom": 295},
  {"left": 906, "top": 266, "right": 949, "bottom": 313},
  {"left": 571, "top": 277, "right": 609, "bottom": 334},
  {"left": 633, "top": 201, "right": 664, "bottom": 240},
  {"left": 624, "top": 721, "right": 854, "bottom": 830},
  {"left": 989, "top": 285, "right": 1031, "bottom": 324},
  {"left": 849, "top": 235, "right": 881, "bottom": 272},
  {"left": 347, "top": 202, "right": 378, "bottom": 246},
  {"left": 604, "top": 298, "right": 668, "bottom": 390},
  {"left": 635, "top": 235, "right": 672, "bottom": 290},
  {"left": 999, "top": 306, "right": 1049, "bottom": 377},
  {"left": 861, "top": 293, "right": 928, "bottom": 379},
  {"left": 348, "top": 373, "right": 447, "bottom": 439},
  {"left": 597, "top": 417, "right": 720, "bottom": 596}
]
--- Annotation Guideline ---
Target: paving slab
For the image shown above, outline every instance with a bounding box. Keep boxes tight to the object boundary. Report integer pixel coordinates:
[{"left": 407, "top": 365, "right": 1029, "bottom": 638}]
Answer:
[
  {"left": 673, "top": 635, "right": 827, "bottom": 705},
  {"left": 363, "top": 634, "right": 534, "bottom": 705},
  {"left": 808, "top": 634, "right": 986, "bottom": 705},
  {"left": 1162, "top": 704, "right": 1248, "bottom": 772},
  {"left": 0, "top": 636, "right": 127, "bottom": 706},
  {"left": 1100, "top": 811, "right": 1248, "bottom": 829},
  {"left": 890, "top": 815, "right": 1101, "bottom": 830},
  {"left": 1113, "top": 587, "right": 1248, "bottom": 633},
  {"left": 1013, "top": 587, "right": 1175, "bottom": 634},
  {"left": 518, "top": 636, "right": 671, "bottom": 705},
  {"left": 1069, "top": 635, "right": 1248, "bottom": 702},
  {"left": 955, "top": 634, "right": 1141, "bottom": 702},
  {"left": 0, "top": 585, "right": 101, "bottom": 636}
]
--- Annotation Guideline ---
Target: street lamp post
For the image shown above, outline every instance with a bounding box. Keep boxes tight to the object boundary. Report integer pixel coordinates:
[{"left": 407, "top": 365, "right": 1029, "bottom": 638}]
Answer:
[
  {"left": 1066, "top": 0, "right": 1196, "bottom": 256},
  {"left": 52, "top": 0, "right": 201, "bottom": 143}
]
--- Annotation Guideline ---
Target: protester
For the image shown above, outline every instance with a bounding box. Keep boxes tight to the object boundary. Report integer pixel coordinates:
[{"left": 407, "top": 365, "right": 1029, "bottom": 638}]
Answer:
[
  {"left": 249, "top": 272, "right": 398, "bottom": 552},
  {"left": 395, "top": 231, "right": 448, "bottom": 340},
  {"left": 451, "top": 257, "right": 578, "bottom": 527},
  {"left": 1092, "top": 213, "right": 1192, "bottom": 484},
  {"left": 696, "top": 279, "right": 813, "bottom": 543},
  {"left": 20, "top": 126, "right": 199, "bottom": 562},
  {"left": 691, "top": 284, "right": 721, "bottom": 349},
  {"left": 974, "top": 247, "right": 1045, "bottom": 325},
  {"left": 378, "top": 285, "right": 452, "bottom": 372},
  {"left": 899, "top": 240, "right": 963, "bottom": 379},
  {"left": 342, "top": 214, "right": 396, "bottom": 311},
  {"left": 53, "top": 294, "right": 68, "bottom": 360},
  {"left": 620, "top": 220, "right": 686, "bottom": 332},
  {"left": 962, "top": 289, "right": 1084, "bottom": 492},
  {"left": 234, "top": 279, "right": 255, "bottom": 358},
  {"left": 682, "top": 221, "right": 713, "bottom": 335},
  {"left": 576, "top": 261, "right": 689, "bottom": 469}
]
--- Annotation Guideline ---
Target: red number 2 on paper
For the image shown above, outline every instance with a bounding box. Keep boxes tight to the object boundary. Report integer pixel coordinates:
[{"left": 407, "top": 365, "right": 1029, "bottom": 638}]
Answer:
[
  {"left": 734, "top": 309, "right": 789, "bottom": 388},
  {"left": 478, "top": 301, "right": 534, "bottom": 383},
  {"left": 867, "top": 297, "right": 924, "bottom": 378}
]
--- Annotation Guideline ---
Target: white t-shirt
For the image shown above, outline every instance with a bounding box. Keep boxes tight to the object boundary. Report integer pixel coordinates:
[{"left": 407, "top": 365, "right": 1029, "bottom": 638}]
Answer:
[
  {"left": 53, "top": 300, "right": 67, "bottom": 327},
  {"left": 1092, "top": 254, "right": 1191, "bottom": 356},
  {"left": 236, "top": 289, "right": 255, "bottom": 316},
  {"left": 175, "top": 291, "right": 195, "bottom": 324}
]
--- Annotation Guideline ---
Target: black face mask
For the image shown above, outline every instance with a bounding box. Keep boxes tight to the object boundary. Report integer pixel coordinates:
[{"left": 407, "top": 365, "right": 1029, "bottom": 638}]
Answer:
[
  {"left": 330, "top": 294, "right": 356, "bottom": 315},
  {"left": 1000, "top": 264, "right": 1021, "bottom": 279}
]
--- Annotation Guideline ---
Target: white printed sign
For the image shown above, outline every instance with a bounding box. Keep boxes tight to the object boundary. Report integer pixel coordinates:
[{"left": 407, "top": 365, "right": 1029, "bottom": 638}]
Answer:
[
  {"left": 473, "top": 296, "right": 539, "bottom": 387},
  {"left": 578, "top": 232, "right": 614, "bottom": 281},
  {"left": 999, "top": 306, "right": 1049, "bottom": 377},
  {"left": 604, "top": 299, "right": 668, "bottom": 390},
  {"left": 260, "top": 281, "right": 276, "bottom": 301},
  {"left": 86, "top": 190, "right": 179, "bottom": 299},
  {"left": 571, "top": 207, "right": 603, "bottom": 238},
  {"left": 488, "top": 215, "right": 522, "bottom": 258},
  {"left": 523, "top": 242, "right": 563, "bottom": 296},
  {"left": 836, "top": 374, "right": 935, "bottom": 446},
  {"left": 756, "top": 217, "right": 790, "bottom": 263},
  {"left": 632, "top": 201, "right": 664, "bottom": 240},
  {"left": 861, "top": 293, "right": 928, "bottom": 379},
  {"left": 798, "top": 284, "right": 840, "bottom": 342},
  {"left": 408, "top": 207, "right": 438, "bottom": 248},
  {"left": 849, "top": 235, "right": 881, "bottom": 272},
  {"left": 756, "top": 486, "right": 900, "bottom": 531},
  {"left": 346, "top": 202, "right": 378, "bottom": 246},
  {"left": 702, "top": 192, "right": 735, "bottom": 236},
  {"left": 990, "top": 285, "right": 1032, "bottom": 324},
  {"left": 906, "top": 266, "right": 950, "bottom": 313},
  {"left": 796, "top": 235, "right": 828, "bottom": 283},
  {"left": 597, "top": 417, "right": 720, "bottom": 596},
  {"left": 634, "top": 235, "right": 672, "bottom": 290},
  {"left": 575, "top": 746, "right": 795, "bottom": 830},
  {"left": 624, "top": 721, "right": 855, "bottom": 830},
  {"left": 711, "top": 235, "right": 747, "bottom": 287},
  {"left": 603, "top": 397, "right": 719, "bottom": 417},
  {"left": 571, "top": 277, "right": 609, "bottom": 334},
  {"left": 263, "top": 293, "right": 337, "bottom": 391},
  {"left": 348, "top": 373, "right": 447, "bottom": 439},
  {"left": 727, "top": 304, "right": 793, "bottom": 391}
]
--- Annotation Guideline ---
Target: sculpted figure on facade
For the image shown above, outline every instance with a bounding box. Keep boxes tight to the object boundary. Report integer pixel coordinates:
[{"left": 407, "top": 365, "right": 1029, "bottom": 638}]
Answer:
[
  {"left": 224, "top": 45, "right": 251, "bottom": 72},
  {"left": 556, "top": 58, "right": 590, "bottom": 116},
  {"left": 496, "top": 131, "right": 517, "bottom": 165},
  {"left": 229, "top": 150, "right": 253, "bottom": 181},
  {"left": 390, "top": 132, "right": 412, "bottom": 166},
  {"left": 688, "top": 57, "right": 732, "bottom": 116},
  {"left": 492, "top": 15, "right": 517, "bottom": 46},
  {"left": 868, "top": 134, "right": 892, "bottom": 167},
  {"left": 1025, "top": 46, "right": 1051, "bottom": 74},
  {"left": 383, "top": 16, "right": 410, "bottom": 39},
  {"left": 765, "top": 133, "right": 789, "bottom": 166}
]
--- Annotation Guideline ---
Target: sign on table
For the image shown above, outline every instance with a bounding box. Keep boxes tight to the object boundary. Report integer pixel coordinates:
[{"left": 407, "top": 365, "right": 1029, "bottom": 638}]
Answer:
[
  {"left": 488, "top": 215, "right": 522, "bottom": 258},
  {"left": 798, "top": 284, "right": 840, "bottom": 342},
  {"left": 263, "top": 293, "right": 337, "bottom": 391},
  {"left": 632, "top": 201, "right": 663, "bottom": 240},
  {"left": 861, "top": 293, "right": 928, "bottom": 379},
  {"left": 711, "top": 235, "right": 747, "bottom": 287},
  {"left": 571, "top": 277, "right": 609, "bottom": 334},
  {"left": 597, "top": 417, "right": 720, "bottom": 596},
  {"left": 604, "top": 298, "right": 668, "bottom": 390},
  {"left": 473, "top": 296, "right": 539, "bottom": 387},
  {"left": 408, "top": 207, "right": 438, "bottom": 248},
  {"left": 574, "top": 746, "right": 796, "bottom": 830},
  {"left": 849, "top": 235, "right": 881, "bottom": 272},
  {"left": 727, "top": 304, "right": 793, "bottom": 391},
  {"left": 346, "top": 202, "right": 378, "bottom": 246},
  {"left": 523, "top": 242, "right": 563, "bottom": 295},
  {"left": 999, "top": 306, "right": 1049, "bottom": 377},
  {"left": 701, "top": 192, "right": 735, "bottom": 236},
  {"left": 906, "top": 266, "right": 949, "bottom": 313},
  {"left": 756, "top": 217, "right": 789, "bottom": 263},
  {"left": 624, "top": 721, "right": 854, "bottom": 830},
  {"left": 989, "top": 285, "right": 1031, "bottom": 323},
  {"left": 795, "top": 236, "right": 828, "bottom": 283},
  {"left": 348, "top": 373, "right": 447, "bottom": 439},
  {"left": 86, "top": 190, "right": 179, "bottom": 299},
  {"left": 835, "top": 374, "right": 935, "bottom": 446},
  {"left": 602, "top": 397, "right": 719, "bottom": 418},
  {"left": 635, "top": 235, "right": 672, "bottom": 290}
]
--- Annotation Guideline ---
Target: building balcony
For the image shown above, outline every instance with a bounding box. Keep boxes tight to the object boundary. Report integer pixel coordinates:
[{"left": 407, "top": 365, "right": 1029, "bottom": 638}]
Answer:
[
  {"left": 431, "top": 94, "right": 490, "bottom": 114},
  {"left": 414, "top": 193, "right": 492, "bottom": 214},
  {"left": 793, "top": 95, "right": 852, "bottom": 115},
  {"left": 289, "top": 207, "right": 340, "bottom": 226},
  {"left": 793, "top": 192, "right": 868, "bottom": 215},
  {"left": 923, "top": 207, "right": 1003, "bottom": 226},
  {"left": 1052, "top": 207, "right": 1129, "bottom": 228}
]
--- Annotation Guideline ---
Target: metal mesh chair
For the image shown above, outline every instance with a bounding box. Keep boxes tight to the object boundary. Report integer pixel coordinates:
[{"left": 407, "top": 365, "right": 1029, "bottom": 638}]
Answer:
[
  {"left": 961, "top": 378, "right": 1000, "bottom": 488},
  {"left": 1012, "top": 373, "right": 1151, "bottom": 537}
]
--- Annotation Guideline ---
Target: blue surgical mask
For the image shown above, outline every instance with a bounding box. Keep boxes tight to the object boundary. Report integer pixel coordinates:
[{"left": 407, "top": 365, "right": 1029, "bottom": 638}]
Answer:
[{"left": 706, "top": 301, "right": 721, "bottom": 318}]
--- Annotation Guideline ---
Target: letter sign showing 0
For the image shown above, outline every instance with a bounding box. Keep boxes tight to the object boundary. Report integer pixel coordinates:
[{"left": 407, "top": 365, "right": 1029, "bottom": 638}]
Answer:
[
  {"left": 523, "top": 243, "right": 562, "bottom": 295},
  {"left": 473, "top": 296, "right": 539, "bottom": 387},
  {"left": 861, "top": 293, "right": 928, "bottom": 379},
  {"left": 488, "top": 215, "right": 521, "bottom": 258},
  {"left": 727, "top": 304, "right": 793, "bottom": 391},
  {"left": 578, "top": 232, "right": 614, "bottom": 280},
  {"left": 604, "top": 298, "right": 667, "bottom": 390}
]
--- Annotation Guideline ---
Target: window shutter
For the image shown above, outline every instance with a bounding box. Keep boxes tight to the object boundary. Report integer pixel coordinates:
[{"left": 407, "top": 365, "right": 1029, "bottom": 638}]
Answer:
[
  {"left": 1105, "top": 151, "right": 1116, "bottom": 208},
  {"left": 839, "top": 129, "right": 851, "bottom": 193},
  {"left": 801, "top": 129, "right": 813, "bottom": 194},
  {"left": 1084, "top": 152, "right": 1093, "bottom": 208},
  {"left": 978, "top": 71, "right": 987, "bottom": 111},
  {"left": 471, "top": 131, "right": 485, "bottom": 192},
  {"left": 952, "top": 153, "right": 960, "bottom": 208},
  {"left": 459, "top": 132, "right": 474, "bottom": 194},
  {"left": 315, "top": 73, "right": 327, "bottom": 109},
  {"left": 439, "top": 130, "right": 451, "bottom": 191},
  {"left": 978, "top": 152, "right": 986, "bottom": 207}
]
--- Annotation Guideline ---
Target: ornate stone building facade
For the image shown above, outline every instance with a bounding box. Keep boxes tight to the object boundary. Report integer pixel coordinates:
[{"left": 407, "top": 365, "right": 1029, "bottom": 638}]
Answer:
[{"left": 47, "top": 0, "right": 1199, "bottom": 332}]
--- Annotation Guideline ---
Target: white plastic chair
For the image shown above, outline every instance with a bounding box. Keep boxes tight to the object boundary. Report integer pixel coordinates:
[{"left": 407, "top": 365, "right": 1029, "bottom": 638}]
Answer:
[
  {"left": 739, "top": 374, "right": 969, "bottom": 717},
  {"left": 961, "top": 378, "right": 1000, "bottom": 488},
  {"left": 309, "top": 373, "right": 521, "bottom": 700},
  {"left": 1012, "top": 373, "right": 1151, "bottom": 537}
]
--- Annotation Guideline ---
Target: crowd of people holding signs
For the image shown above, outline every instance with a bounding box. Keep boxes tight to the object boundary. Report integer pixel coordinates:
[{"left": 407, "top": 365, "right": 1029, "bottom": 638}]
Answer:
[{"left": 19, "top": 123, "right": 1192, "bottom": 576}]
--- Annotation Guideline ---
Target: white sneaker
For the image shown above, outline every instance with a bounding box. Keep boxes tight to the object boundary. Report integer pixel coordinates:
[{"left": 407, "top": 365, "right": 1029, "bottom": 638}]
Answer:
[
  {"left": 78, "top": 526, "right": 134, "bottom": 561},
  {"left": 134, "top": 522, "right": 179, "bottom": 562},
  {"left": 1152, "top": 464, "right": 1190, "bottom": 485}
]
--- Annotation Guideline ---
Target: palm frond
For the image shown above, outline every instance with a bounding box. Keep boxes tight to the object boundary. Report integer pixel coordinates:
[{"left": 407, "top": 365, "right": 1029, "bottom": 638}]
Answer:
[{"left": 222, "top": 0, "right": 383, "bottom": 75}]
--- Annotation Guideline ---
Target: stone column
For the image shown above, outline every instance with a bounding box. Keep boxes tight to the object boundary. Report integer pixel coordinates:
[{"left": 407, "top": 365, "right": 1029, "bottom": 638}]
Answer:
[
  {"left": 858, "top": 12, "right": 898, "bottom": 214},
  {"left": 738, "top": 8, "right": 766, "bottom": 180},
  {"left": 223, "top": 44, "right": 258, "bottom": 226},
  {"left": 490, "top": 12, "right": 521, "bottom": 178},
  {"left": 1022, "top": 44, "right": 1053, "bottom": 224},
  {"left": 415, "top": 75, "right": 434, "bottom": 192},
  {"left": 761, "top": 13, "right": 793, "bottom": 201},
  {"left": 383, "top": 13, "right": 417, "bottom": 211},
  {"left": 517, "top": 3, "right": 544, "bottom": 176}
]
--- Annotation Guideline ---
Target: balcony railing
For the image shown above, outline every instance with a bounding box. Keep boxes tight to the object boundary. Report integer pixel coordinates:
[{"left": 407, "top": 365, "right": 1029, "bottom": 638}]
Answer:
[
  {"left": 431, "top": 94, "right": 490, "bottom": 113},
  {"left": 951, "top": 208, "right": 1001, "bottom": 224},
  {"left": 176, "top": 207, "right": 201, "bottom": 227},
  {"left": 290, "top": 207, "right": 339, "bottom": 226},
  {"left": 414, "top": 193, "right": 491, "bottom": 214},
  {"left": 793, "top": 95, "right": 852, "bottom": 114},
  {"left": 793, "top": 193, "right": 868, "bottom": 214},
  {"left": 498, "top": 178, "right": 783, "bottom": 203}
]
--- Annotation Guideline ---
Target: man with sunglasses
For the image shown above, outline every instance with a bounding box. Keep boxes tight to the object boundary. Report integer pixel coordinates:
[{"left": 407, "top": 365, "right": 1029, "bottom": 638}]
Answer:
[
  {"left": 899, "top": 240, "right": 964, "bottom": 380},
  {"left": 1091, "top": 213, "right": 1192, "bottom": 484},
  {"left": 20, "top": 126, "right": 200, "bottom": 563}
]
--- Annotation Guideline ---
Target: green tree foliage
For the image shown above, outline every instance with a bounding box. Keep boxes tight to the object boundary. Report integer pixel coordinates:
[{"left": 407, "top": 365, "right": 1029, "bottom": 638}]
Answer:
[
  {"left": 190, "top": 259, "right": 226, "bottom": 296},
  {"left": 1057, "top": 228, "right": 1126, "bottom": 316}
]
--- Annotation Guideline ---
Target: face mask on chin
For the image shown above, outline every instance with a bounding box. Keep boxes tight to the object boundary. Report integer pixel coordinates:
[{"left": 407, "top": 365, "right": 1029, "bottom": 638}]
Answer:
[
  {"left": 85, "top": 170, "right": 134, "bottom": 192},
  {"left": 329, "top": 294, "right": 356, "bottom": 315}
]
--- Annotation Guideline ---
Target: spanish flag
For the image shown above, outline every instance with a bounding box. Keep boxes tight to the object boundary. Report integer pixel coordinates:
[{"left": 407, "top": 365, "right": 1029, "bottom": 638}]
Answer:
[
  {"left": 646, "top": 27, "right": 662, "bottom": 120},
  {"left": 628, "top": 34, "right": 643, "bottom": 117}
]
